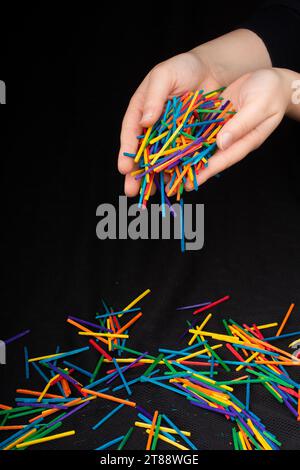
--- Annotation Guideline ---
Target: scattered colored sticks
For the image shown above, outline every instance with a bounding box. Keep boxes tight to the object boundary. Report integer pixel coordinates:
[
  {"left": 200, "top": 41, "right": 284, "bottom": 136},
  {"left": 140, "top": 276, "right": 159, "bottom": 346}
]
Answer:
[
  {"left": 125, "top": 89, "right": 235, "bottom": 250},
  {"left": 1, "top": 290, "right": 299, "bottom": 450}
]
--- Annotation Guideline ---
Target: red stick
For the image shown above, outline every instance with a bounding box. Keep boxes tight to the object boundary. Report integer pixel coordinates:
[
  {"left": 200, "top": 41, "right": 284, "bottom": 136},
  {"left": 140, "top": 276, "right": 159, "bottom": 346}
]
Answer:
[
  {"left": 193, "top": 295, "right": 230, "bottom": 315},
  {"left": 89, "top": 339, "right": 113, "bottom": 361},
  {"left": 226, "top": 343, "right": 245, "bottom": 362}
]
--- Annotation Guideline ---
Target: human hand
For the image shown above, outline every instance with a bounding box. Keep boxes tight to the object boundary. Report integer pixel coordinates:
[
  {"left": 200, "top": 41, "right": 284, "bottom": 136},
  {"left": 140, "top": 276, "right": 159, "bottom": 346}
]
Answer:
[
  {"left": 118, "top": 29, "right": 272, "bottom": 196},
  {"left": 183, "top": 68, "right": 291, "bottom": 190},
  {"left": 118, "top": 51, "right": 221, "bottom": 196}
]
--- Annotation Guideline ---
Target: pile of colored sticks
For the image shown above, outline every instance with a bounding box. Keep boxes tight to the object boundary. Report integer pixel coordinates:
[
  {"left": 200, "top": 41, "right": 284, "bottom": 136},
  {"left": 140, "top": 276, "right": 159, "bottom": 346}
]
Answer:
[
  {"left": 124, "top": 88, "right": 235, "bottom": 207},
  {"left": 1, "top": 290, "right": 299, "bottom": 450}
]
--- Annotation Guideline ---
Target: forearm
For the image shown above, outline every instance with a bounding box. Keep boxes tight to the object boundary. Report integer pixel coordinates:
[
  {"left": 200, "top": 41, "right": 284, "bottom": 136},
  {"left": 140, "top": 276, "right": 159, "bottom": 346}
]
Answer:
[{"left": 191, "top": 29, "right": 272, "bottom": 86}]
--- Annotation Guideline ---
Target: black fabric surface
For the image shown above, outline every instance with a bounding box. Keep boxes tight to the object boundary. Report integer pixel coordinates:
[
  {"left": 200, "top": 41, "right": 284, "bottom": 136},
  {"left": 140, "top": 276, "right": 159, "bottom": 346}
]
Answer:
[
  {"left": 1, "top": 2, "right": 300, "bottom": 452},
  {"left": 241, "top": 0, "right": 300, "bottom": 71}
]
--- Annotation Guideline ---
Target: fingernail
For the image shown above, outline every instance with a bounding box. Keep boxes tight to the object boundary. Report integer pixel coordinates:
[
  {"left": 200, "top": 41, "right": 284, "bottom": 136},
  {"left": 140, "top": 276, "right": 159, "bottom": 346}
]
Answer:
[
  {"left": 219, "top": 132, "right": 232, "bottom": 150},
  {"left": 141, "top": 112, "right": 153, "bottom": 123}
]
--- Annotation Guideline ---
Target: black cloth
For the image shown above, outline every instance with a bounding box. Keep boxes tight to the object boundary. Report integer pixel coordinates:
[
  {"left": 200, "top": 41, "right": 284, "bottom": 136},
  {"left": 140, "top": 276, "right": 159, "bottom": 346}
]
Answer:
[
  {"left": 1, "top": 3, "right": 300, "bottom": 454},
  {"left": 242, "top": 0, "right": 300, "bottom": 71}
]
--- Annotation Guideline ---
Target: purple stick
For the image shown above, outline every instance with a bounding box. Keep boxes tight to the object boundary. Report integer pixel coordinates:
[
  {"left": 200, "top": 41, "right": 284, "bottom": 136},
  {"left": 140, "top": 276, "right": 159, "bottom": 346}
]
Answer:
[
  {"left": 46, "top": 363, "right": 80, "bottom": 387},
  {"left": 17, "top": 402, "right": 68, "bottom": 410},
  {"left": 176, "top": 302, "right": 211, "bottom": 311},
  {"left": 107, "top": 352, "right": 149, "bottom": 384},
  {"left": 68, "top": 316, "right": 112, "bottom": 332},
  {"left": 46, "top": 401, "right": 90, "bottom": 427},
  {"left": 135, "top": 406, "right": 153, "bottom": 421},
  {"left": 5, "top": 329, "right": 30, "bottom": 345},
  {"left": 190, "top": 401, "right": 235, "bottom": 417},
  {"left": 188, "top": 377, "right": 223, "bottom": 394},
  {"left": 283, "top": 398, "right": 298, "bottom": 418}
]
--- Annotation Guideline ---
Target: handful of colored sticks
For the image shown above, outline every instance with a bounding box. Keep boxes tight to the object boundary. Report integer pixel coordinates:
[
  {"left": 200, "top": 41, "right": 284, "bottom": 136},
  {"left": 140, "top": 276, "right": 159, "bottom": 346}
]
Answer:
[
  {"left": 1, "top": 291, "right": 299, "bottom": 450},
  {"left": 125, "top": 88, "right": 235, "bottom": 207}
]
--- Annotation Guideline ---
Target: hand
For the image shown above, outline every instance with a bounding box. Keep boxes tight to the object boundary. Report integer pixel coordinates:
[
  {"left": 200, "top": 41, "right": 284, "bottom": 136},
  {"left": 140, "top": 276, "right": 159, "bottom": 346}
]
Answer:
[
  {"left": 118, "top": 29, "right": 272, "bottom": 196},
  {"left": 184, "top": 68, "right": 291, "bottom": 190},
  {"left": 118, "top": 51, "right": 221, "bottom": 196}
]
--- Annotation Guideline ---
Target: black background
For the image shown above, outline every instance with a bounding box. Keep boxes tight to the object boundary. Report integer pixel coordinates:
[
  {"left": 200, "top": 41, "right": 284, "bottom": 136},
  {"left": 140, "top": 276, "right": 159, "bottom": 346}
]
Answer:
[{"left": 1, "top": 2, "right": 300, "bottom": 452}]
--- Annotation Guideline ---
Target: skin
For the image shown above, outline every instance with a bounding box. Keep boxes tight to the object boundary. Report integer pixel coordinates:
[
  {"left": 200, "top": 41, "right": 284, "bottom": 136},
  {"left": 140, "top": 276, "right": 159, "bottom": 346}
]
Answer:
[{"left": 118, "top": 29, "right": 300, "bottom": 196}]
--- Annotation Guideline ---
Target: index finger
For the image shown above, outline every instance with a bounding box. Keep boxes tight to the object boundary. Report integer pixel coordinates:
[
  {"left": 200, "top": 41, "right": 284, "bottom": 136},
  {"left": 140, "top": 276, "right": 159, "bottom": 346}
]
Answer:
[{"left": 118, "top": 81, "right": 148, "bottom": 175}]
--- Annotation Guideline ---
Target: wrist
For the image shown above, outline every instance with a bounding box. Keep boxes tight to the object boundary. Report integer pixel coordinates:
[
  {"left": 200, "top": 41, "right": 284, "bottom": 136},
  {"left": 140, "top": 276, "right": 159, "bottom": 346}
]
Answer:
[
  {"left": 274, "top": 68, "right": 300, "bottom": 119},
  {"left": 191, "top": 29, "right": 272, "bottom": 86}
]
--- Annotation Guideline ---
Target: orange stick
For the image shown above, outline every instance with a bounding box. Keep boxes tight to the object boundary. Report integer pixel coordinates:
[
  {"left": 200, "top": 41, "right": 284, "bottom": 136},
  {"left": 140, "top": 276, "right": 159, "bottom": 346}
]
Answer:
[
  {"left": 255, "top": 361, "right": 300, "bottom": 366},
  {"left": 67, "top": 318, "right": 108, "bottom": 345},
  {"left": 0, "top": 404, "right": 12, "bottom": 410},
  {"left": 81, "top": 388, "right": 136, "bottom": 407},
  {"left": 116, "top": 312, "right": 143, "bottom": 335},
  {"left": 16, "top": 389, "right": 64, "bottom": 399},
  {"left": 28, "top": 397, "right": 91, "bottom": 423},
  {"left": 146, "top": 410, "right": 159, "bottom": 450},
  {"left": 61, "top": 379, "right": 72, "bottom": 397},
  {"left": 276, "top": 303, "right": 295, "bottom": 337},
  {"left": 0, "top": 426, "right": 25, "bottom": 430},
  {"left": 167, "top": 164, "right": 191, "bottom": 197}
]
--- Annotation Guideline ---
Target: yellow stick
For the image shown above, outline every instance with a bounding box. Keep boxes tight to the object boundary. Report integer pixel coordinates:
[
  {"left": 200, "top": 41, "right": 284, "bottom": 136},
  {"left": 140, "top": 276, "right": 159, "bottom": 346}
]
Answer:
[
  {"left": 134, "top": 127, "right": 153, "bottom": 163},
  {"left": 238, "top": 430, "right": 247, "bottom": 450},
  {"left": 151, "top": 124, "right": 184, "bottom": 165},
  {"left": 16, "top": 430, "right": 75, "bottom": 449},
  {"left": 134, "top": 421, "right": 191, "bottom": 436},
  {"left": 236, "top": 352, "right": 260, "bottom": 372},
  {"left": 188, "top": 314, "right": 212, "bottom": 346},
  {"left": 38, "top": 374, "right": 60, "bottom": 402},
  {"left": 188, "top": 329, "right": 242, "bottom": 344},
  {"left": 177, "top": 344, "right": 223, "bottom": 362},
  {"left": 28, "top": 353, "right": 62, "bottom": 362},
  {"left": 78, "top": 332, "right": 128, "bottom": 339},
  {"left": 118, "top": 289, "right": 151, "bottom": 317},
  {"left": 145, "top": 429, "right": 189, "bottom": 451},
  {"left": 4, "top": 429, "right": 37, "bottom": 450},
  {"left": 247, "top": 419, "right": 272, "bottom": 450},
  {"left": 149, "top": 130, "right": 169, "bottom": 145},
  {"left": 255, "top": 322, "right": 278, "bottom": 330}
]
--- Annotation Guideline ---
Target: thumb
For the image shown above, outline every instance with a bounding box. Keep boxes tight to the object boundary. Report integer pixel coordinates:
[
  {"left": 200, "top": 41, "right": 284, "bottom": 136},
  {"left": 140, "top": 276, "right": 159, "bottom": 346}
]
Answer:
[
  {"left": 140, "top": 63, "right": 173, "bottom": 127},
  {"left": 217, "top": 95, "right": 270, "bottom": 151}
]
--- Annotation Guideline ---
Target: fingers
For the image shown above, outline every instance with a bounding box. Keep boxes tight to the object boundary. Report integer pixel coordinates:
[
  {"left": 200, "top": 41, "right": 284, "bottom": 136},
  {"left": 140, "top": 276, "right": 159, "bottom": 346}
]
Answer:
[
  {"left": 118, "top": 62, "right": 173, "bottom": 193},
  {"left": 217, "top": 96, "right": 270, "bottom": 151},
  {"left": 124, "top": 173, "right": 141, "bottom": 197},
  {"left": 140, "top": 63, "right": 174, "bottom": 127},
  {"left": 118, "top": 88, "right": 145, "bottom": 176},
  {"left": 186, "top": 112, "right": 283, "bottom": 188},
  {"left": 217, "top": 70, "right": 282, "bottom": 151}
]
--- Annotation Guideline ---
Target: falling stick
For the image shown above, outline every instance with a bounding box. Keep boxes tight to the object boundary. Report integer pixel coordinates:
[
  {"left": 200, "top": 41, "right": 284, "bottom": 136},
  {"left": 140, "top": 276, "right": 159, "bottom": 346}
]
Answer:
[
  {"left": 67, "top": 319, "right": 108, "bottom": 345},
  {"left": 119, "top": 289, "right": 150, "bottom": 316},
  {"left": 116, "top": 312, "right": 143, "bottom": 334},
  {"left": 4, "top": 330, "right": 30, "bottom": 345},
  {"left": 276, "top": 303, "right": 295, "bottom": 336},
  {"left": 193, "top": 296, "right": 230, "bottom": 315}
]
